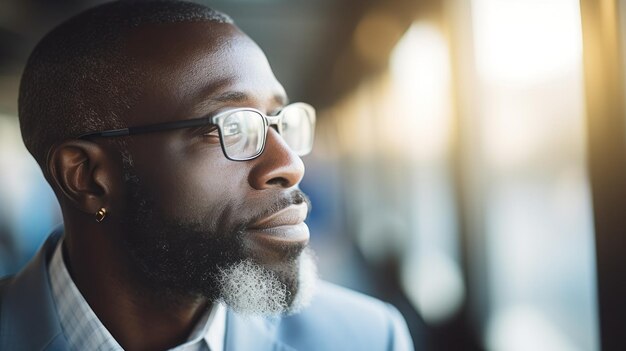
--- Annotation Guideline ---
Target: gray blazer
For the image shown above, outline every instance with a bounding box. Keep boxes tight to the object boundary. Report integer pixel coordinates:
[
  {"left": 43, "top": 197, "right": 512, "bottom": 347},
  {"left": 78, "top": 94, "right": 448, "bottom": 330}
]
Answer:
[{"left": 0, "top": 227, "right": 415, "bottom": 351}]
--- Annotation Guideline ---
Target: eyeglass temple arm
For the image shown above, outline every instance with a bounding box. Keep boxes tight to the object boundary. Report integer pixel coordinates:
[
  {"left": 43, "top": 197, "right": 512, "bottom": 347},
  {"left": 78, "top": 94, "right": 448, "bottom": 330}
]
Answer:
[
  {"left": 78, "top": 128, "right": 130, "bottom": 139},
  {"left": 78, "top": 117, "right": 213, "bottom": 139}
]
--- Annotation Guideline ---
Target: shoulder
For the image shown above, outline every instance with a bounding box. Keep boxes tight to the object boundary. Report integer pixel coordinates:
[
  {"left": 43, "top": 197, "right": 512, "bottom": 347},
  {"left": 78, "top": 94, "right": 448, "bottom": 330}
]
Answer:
[
  {"left": 277, "top": 281, "right": 414, "bottom": 351},
  {"left": 308, "top": 281, "right": 399, "bottom": 322},
  {"left": 0, "top": 227, "right": 67, "bottom": 351}
]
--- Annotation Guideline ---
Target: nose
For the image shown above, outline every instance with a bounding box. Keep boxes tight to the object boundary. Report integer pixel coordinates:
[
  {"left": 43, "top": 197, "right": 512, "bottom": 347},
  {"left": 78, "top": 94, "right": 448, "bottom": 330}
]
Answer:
[{"left": 248, "top": 128, "right": 305, "bottom": 190}]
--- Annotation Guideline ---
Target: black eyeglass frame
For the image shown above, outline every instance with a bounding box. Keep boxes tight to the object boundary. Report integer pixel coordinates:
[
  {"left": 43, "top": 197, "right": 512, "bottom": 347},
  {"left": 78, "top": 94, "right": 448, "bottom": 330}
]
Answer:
[{"left": 78, "top": 102, "right": 316, "bottom": 161}]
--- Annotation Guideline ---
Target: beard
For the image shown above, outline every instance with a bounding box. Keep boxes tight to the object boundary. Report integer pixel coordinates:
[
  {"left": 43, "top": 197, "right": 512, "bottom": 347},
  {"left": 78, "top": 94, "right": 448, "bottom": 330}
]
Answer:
[{"left": 119, "top": 157, "right": 317, "bottom": 316}]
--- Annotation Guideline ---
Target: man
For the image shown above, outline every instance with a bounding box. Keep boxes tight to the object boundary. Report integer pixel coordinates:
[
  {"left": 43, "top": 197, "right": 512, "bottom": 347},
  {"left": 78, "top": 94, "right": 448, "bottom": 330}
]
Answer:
[{"left": 0, "top": 1, "right": 414, "bottom": 350}]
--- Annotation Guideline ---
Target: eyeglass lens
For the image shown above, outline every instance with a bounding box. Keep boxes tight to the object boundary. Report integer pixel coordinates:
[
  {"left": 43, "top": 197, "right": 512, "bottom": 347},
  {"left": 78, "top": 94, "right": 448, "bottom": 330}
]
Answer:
[
  {"left": 281, "top": 107, "right": 314, "bottom": 156},
  {"left": 222, "top": 111, "right": 265, "bottom": 160},
  {"left": 221, "top": 105, "right": 314, "bottom": 160}
]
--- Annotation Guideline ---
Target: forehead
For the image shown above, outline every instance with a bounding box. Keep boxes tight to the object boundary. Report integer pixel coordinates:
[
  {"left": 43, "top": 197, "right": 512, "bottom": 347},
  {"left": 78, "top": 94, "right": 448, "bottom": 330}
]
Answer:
[{"left": 123, "top": 21, "right": 287, "bottom": 124}]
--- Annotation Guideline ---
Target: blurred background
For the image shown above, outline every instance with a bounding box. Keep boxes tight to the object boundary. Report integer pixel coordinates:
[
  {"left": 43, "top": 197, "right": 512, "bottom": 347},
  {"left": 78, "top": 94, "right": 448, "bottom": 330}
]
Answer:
[{"left": 3, "top": 0, "right": 626, "bottom": 350}]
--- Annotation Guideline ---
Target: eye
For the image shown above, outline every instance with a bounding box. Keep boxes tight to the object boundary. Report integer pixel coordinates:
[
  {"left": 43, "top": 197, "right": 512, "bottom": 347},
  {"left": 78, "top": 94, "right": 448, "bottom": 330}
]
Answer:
[
  {"left": 223, "top": 121, "right": 242, "bottom": 136},
  {"left": 198, "top": 125, "right": 220, "bottom": 144}
]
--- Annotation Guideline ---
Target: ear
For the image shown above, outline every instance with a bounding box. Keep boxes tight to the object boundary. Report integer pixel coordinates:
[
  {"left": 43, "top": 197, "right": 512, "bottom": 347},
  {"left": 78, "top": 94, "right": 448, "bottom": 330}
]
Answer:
[{"left": 47, "top": 140, "right": 117, "bottom": 215}]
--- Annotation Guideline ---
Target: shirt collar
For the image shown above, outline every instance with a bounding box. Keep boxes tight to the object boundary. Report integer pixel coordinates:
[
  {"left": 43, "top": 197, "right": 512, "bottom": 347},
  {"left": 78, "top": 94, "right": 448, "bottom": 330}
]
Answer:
[{"left": 48, "top": 238, "right": 226, "bottom": 351}]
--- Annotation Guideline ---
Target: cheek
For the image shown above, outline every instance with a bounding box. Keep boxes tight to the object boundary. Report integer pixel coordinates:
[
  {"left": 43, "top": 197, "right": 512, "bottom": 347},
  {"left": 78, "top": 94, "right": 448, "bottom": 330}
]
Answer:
[
  {"left": 127, "top": 136, "right": 254, "bottom": 221},
  {"left": 150, "top": 154, "right": 252, "bottom": 221}
]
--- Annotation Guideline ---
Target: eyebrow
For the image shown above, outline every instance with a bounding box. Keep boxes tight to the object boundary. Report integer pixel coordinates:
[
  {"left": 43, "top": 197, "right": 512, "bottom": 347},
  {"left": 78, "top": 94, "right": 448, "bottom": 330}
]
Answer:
[{"left": 210, "top": 90, "right": 290, "bottom": 107}]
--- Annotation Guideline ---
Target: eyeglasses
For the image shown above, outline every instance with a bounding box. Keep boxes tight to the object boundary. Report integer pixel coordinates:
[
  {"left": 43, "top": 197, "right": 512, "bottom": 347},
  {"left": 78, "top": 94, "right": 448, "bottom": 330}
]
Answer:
[{"left": 78, "top": 102, "right": 316, "bottom": 161}]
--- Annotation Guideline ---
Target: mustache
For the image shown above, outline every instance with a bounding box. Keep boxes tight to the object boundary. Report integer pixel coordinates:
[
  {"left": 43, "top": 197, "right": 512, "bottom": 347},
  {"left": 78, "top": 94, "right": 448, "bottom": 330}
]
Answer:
[{"left": 244, "top": 190, "right": 312, "bottom": 228}]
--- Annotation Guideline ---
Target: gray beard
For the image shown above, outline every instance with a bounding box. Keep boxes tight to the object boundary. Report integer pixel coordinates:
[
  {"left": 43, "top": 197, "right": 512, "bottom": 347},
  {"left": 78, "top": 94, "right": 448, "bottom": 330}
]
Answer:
[{"left": 217, "top": 248, "right": 317, "bottom": 316}]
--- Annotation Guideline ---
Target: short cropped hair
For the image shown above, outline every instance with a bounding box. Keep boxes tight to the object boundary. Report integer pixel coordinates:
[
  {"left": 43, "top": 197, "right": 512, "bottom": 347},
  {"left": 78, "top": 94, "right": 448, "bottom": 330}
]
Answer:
[{"left": 18, "top": 0, "right": 233, "bottom": 169}]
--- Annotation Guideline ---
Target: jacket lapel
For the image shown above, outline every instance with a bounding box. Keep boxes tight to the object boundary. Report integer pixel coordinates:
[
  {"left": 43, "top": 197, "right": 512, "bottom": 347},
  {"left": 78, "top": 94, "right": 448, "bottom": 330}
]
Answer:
[
  {"left": 224, "top": 310, "right": 295, "bottom": 351},
  {"left": 0, "top": 226, "right": 69, "bottom": 351}
]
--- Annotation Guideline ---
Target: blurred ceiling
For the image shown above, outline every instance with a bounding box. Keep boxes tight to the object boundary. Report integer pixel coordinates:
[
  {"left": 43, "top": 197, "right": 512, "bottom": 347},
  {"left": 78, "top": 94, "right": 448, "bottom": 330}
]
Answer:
[{"left": 0, "top": 0, "right": 421, "bottom": 116}]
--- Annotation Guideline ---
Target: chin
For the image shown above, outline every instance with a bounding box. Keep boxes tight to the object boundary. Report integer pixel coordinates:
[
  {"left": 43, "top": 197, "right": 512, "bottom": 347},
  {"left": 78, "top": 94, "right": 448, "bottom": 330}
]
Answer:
[
  {"left": 242, "top": 221, "right": 310, "bottom": 261},
  {"left": 242, "top": 232, "right": 309, "bottom": 267}
]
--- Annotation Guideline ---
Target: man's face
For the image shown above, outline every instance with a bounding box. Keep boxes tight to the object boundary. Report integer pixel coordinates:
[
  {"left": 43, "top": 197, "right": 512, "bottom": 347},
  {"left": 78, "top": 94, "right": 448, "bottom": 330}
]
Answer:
[{"left": 112, "top": 22, "right": 316, "bottom": 314}]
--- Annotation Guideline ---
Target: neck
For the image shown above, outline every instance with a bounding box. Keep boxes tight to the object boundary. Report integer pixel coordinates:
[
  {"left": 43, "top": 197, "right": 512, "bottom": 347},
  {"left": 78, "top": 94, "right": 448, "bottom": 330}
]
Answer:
[{"left": 63, "top": 221, "right": 210, "bottom": 351}]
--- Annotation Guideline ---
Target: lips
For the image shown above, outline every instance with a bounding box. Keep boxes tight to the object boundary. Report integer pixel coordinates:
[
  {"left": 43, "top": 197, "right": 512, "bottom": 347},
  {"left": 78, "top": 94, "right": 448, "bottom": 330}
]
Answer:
[
  {"left": 247, "top": 203, "right": 310, "bottom": 244},
  {"left": 249, "top": 203, "right": 308, "bottom": 230}
]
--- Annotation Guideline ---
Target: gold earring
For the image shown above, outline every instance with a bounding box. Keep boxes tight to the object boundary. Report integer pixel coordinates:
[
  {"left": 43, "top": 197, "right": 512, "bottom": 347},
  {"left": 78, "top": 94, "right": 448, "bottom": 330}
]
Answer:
[{"left": 95, "top": 208, "right": 107, "bottom": 223}]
